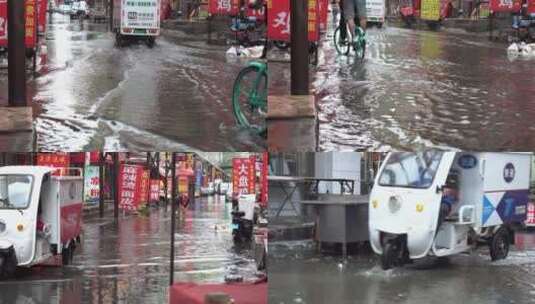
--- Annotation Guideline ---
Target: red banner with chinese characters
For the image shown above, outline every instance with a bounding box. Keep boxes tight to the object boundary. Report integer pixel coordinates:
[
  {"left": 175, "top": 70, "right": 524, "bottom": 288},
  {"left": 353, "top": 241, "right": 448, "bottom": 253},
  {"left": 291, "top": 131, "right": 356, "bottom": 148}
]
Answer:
[
  {"left": 118, "top": 164, "right": 144, "bottom": 211},
  {"left": 248, "top": 155, "right": 257, "bottom": 195},
  {"left": 38, "top": 0, "right": 46, "bottom": 33},
  {"left": 36, "top": 153, "right": 70, "bottom": 175},
  {"left": 150, "top": 179, "right": 160, "bottom": 202},
  {"left": 0, "top": 0, "right": 38, "bottom": 48},
  {"left": 267, "top": 0, "right": 319, "bottom": 42},
  {"left": 233, "top": 158, "right": 253, "bottom": 195},
  {"left": 209, "top": 0, "right": 240, "bottom": 16},
  {"left": 318, "top": 0, "right": 328, "bottom": 32},
  {"left": 489, "top": 0, "right": 521, "bottom": 12}
]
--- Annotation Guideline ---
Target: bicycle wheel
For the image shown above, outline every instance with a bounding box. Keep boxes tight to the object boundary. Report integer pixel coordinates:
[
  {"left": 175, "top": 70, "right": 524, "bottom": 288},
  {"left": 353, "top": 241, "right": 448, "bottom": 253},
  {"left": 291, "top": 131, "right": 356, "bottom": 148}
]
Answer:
[
  {"left": 354, "top": 29, "right": 366, "bottom": 60},
  {"left": 232, "top": 66, "right": 267, "bottom": 131},
  {"left": 334, "top": 26, "right": 351, "bottom": 55}
]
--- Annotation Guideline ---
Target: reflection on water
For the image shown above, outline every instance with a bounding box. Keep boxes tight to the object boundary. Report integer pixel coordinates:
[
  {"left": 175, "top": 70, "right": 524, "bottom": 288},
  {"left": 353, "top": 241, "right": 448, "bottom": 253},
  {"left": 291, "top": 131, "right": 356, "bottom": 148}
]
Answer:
[
  {"left": 0, "top": 196, "right": 257, "bottom": 304},
  {"left": 267, "top": 23, "right": 535, "bottom": 151},
  {"left": 7, "top": 13, "right": 264, "bottom": 151},
  {"left": 269, "top": 240, "right": 535, "bottom": 304}
]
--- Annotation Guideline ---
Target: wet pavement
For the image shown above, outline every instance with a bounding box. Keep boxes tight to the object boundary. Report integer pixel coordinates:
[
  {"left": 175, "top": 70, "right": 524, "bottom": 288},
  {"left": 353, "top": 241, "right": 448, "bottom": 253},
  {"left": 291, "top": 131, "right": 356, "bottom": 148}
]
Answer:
[
  {"left": 0, "top": 13, "right": 264, "bottom": 151},
  {"left": 0, "top": 195, "right": 259, "bottom": 304},
  {"left": 269, "top": 19, "right": 535, "bottom": 151},
  {"left": 269, "top": 240, "right": 535, "bottom": 304}
]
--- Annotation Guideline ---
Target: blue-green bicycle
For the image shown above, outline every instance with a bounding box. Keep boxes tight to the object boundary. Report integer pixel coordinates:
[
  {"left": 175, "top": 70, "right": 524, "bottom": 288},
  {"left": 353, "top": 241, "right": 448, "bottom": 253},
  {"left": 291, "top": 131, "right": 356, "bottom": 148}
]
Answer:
[
  {"left": 232, "top": 60, "right": 267, "bottom": 134},
  {"left": 334, "top": 24, "right": 366, "bottom": 59}
]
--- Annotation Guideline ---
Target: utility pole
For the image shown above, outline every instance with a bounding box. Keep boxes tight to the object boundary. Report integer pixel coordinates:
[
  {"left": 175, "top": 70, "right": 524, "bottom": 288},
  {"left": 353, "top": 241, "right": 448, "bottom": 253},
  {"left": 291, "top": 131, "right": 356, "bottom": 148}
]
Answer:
[
  {"left": 109, "top": 0, "right": 113, "bottom": 32},
  {"left": 99, "top": 152, "right": 105, "bottom": 218},
  {"left": 169, "top": 152, "right": 177, "bottom": 286},
  {"left": 8, "top": 0, "right": 27, "bottom": 107},
  {"left": 290, "top": 0, "right": 309, "bottom": 95},
  {"left": 113, "top": 152, "right": 119, "bottom": 219}
]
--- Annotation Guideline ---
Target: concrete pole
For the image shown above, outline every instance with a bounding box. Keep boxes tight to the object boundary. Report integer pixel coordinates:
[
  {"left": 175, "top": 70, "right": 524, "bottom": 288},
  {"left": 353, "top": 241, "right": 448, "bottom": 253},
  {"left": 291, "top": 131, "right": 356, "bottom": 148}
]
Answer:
[
  {"left": 113, "top": 153, "right": 119, "bottom": 219},
  {"left": 290, "top": 0, "right": 309, "bottom": 95},
  {"left": 99, "top": 152, "right": 105, "bottom": 217},
  {"left": 169, "top": 152, "right": 177, "bottom": 286},
  {"left": 8, "top": 0, "right": 27, "bottom": 107}
]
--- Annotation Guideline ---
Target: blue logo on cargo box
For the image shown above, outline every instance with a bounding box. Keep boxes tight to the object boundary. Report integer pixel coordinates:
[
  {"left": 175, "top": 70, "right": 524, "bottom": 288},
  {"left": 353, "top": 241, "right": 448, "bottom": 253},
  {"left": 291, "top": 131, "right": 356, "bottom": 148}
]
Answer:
[{"left": 458, "top": 154, "right": 477, "bottom": 169}]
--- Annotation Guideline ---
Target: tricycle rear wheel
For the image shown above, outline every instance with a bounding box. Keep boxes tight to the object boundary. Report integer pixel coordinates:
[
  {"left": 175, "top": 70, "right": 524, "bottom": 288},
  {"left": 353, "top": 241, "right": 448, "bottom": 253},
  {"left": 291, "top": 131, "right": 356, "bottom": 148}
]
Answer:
[{"left": 490, "top": 227, "right": 510, "bottom": 261}]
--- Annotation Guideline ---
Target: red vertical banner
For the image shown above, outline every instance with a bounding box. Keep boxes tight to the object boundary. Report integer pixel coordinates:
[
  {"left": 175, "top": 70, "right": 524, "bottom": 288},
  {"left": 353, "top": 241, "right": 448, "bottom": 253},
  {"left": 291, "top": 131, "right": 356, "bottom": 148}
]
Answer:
[
  {"left": 37, "top": 0, "right": 47, "bottom": 34},
  {"left": 150, "top": 179, "right": 160, "bottom": 202},
  {"left": 208, "top": 0, "right": 240, "bottom": 15},
  {"left": 118, "top": 164, "right": 143, "bottom": 211},
  {"left": 25, "top": 0, "right": 37, "bottom": 47},
  {"left": 261, "top": 152, "right": 268, "bottom": 207},
  {"left": 318, "top": 0, "right": 328, "bottom": 33},
  {"left": 139, "top": 170, "right": 150, "bottom": 205},
  {"left": 248, "top": 155, "right": 257, "bottom": 195},
  {"left": 233, "top": 158, "right": 252, "bottom": 195},
  {"left": 308, "top": 0, "right": 319, "bottom": 42}
]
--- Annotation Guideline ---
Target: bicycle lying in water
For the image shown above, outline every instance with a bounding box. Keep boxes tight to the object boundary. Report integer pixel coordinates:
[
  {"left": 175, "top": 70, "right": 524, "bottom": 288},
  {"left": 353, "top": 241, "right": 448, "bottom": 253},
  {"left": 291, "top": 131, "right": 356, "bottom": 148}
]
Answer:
[
  {"left": 232, "top": 60, "right": 267, "bottom": 135},
  {"left": 333, "top": 23, "right": 366, "bottom": 59}
]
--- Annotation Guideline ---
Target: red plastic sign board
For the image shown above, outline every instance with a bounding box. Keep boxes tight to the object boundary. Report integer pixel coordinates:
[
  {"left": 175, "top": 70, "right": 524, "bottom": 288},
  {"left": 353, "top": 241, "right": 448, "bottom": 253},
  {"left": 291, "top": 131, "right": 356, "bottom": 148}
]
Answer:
[
  {"left": 489, "top": 0, "right": 521, "bottom": 12},
  {"left": 139, "top": 170, "right": 150, "bottom": 204},
  {"left": 267, "top": 0, "right": 320, "bottom": 42},
  {"left": 118, "top": 164, "right": 144, "bottom": 211},
  {"left": 209, "top": 0, "right": 240, "bottom": 16}
]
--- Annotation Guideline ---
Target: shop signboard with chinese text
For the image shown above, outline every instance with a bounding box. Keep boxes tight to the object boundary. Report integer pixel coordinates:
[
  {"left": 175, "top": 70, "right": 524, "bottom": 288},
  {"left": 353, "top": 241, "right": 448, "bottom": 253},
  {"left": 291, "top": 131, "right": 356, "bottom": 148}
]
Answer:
[
  {"left": 267, "top": 0, "right": 320, "bottom": 42},
  {"left": 118, "top": 164, "right": 144, "bottom": 211},
  {"left": 0, "top": 0, "right": 38, "bottom": 48},
  {"left": 233, "top": 158, "right": 256, "bottom": 195},
  {"left": 209, "top": 0, "right": 240, "bottom": 15},
  {"left": 84, "top": 166, "right": 100, "bottom": 204}
]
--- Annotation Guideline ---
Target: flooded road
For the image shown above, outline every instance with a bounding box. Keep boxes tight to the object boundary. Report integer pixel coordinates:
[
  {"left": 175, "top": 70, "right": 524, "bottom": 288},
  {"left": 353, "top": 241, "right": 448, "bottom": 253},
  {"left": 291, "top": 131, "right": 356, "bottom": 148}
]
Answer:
[
  {"left": 269, "top": 240, "right": 535, "bottom": 304},
  {"left": 269, "top": 21, "right": 535, "bottom": 151},
  {"left": 0, "top": 13, "right": 264, "bottom": 151},
  {"left": 0, "top": 195, "right": 258, "bottom": 304}
]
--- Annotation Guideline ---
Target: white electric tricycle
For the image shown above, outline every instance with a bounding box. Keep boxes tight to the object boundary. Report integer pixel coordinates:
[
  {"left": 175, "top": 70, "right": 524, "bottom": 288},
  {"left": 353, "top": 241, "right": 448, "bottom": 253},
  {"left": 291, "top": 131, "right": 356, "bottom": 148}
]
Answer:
[
  {"left": 369, "top": 151, "right": 531, "bottom": 269},
  {"left": 0, "top": 166, "right": 83, "bottom": 278}
]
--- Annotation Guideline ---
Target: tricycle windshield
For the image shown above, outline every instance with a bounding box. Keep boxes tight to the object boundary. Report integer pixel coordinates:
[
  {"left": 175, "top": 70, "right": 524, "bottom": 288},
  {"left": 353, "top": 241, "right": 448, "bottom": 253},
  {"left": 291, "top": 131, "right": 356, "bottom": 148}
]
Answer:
[
  {"left": 0, "top": 175, "right": 34, "bottom": 209},
  {"left": 378, "top": 151, "right": 444, "bottom": 189}
]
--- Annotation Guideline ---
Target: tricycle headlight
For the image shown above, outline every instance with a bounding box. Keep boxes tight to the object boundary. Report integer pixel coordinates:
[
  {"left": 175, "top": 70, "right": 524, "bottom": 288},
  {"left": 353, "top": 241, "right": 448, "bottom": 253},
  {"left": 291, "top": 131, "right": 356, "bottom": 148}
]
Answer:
[{"left": 0, "top": 221, "right": 5, "bottom": 233}]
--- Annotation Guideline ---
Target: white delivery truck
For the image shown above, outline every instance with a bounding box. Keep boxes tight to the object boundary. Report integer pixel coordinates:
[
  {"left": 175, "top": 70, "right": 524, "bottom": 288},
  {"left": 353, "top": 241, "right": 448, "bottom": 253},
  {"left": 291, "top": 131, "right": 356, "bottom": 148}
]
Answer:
[
  {"left": 113, "top": 0, "right": 161, "bottom": 47},
  {"left": 366, "top": 0, "right": 385, "bottom": 27}
]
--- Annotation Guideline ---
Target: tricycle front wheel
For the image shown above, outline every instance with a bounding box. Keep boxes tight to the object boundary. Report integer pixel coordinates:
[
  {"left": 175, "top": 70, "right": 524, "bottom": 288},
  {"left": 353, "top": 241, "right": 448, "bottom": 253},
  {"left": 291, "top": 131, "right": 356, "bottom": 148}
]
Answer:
[{"left": 490, "top": 227, "right": 510, "bottom": 261}]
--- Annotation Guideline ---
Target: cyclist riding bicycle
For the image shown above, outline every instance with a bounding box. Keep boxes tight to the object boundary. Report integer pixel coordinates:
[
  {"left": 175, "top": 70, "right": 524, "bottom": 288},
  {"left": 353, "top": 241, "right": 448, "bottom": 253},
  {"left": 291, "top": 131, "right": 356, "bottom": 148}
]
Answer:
[{"left": 340, "top": 0, "right": 367, "bottom": 43}]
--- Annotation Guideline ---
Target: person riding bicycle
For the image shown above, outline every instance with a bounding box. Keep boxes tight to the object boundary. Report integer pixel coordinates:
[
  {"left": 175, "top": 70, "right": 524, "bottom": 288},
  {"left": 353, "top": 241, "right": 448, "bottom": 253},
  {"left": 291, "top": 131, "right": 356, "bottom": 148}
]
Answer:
[{"left": 341, "top": 0, "right": 367, "bottom": 44}]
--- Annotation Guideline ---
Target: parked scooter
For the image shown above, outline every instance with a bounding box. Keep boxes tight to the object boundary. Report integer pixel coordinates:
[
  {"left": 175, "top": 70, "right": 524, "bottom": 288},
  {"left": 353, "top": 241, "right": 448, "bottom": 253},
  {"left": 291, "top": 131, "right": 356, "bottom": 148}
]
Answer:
[
  {"left": 369, "top": 151, "right": 530, "bottom": 270},
  {"left": 231, "top": 194, "right": 255, "bottom": 243}
]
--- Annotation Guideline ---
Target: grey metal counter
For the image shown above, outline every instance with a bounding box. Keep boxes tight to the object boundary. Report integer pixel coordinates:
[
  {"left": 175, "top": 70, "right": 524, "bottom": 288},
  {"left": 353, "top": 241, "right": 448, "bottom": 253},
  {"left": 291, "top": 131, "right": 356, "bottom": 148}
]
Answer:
[{"left": 300, "top": 195, "right": 369, "bottom": 258}]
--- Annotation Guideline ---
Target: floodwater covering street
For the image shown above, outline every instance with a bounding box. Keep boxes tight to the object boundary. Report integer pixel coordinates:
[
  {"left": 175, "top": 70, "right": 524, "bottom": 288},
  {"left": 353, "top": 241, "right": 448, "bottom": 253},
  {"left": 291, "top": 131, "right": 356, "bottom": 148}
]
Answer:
[
  {"left": 0, "top": 195, "right": 258, "bottom": 304},
  {"left": 269, "top": 23, "right": 535, "bottom": 151},
  {"left": 1, "top": 13, "right": 264, "bottom": 151},
  {"left": 269, "top": 241, "right": 535, "bottom": 304}
]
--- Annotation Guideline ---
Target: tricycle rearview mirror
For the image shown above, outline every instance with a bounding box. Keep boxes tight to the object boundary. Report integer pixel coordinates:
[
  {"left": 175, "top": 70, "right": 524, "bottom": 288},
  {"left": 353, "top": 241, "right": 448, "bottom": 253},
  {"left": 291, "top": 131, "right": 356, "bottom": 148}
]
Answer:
[{"left": 436, "top": 185, "right": 443, "bottom": 194}]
